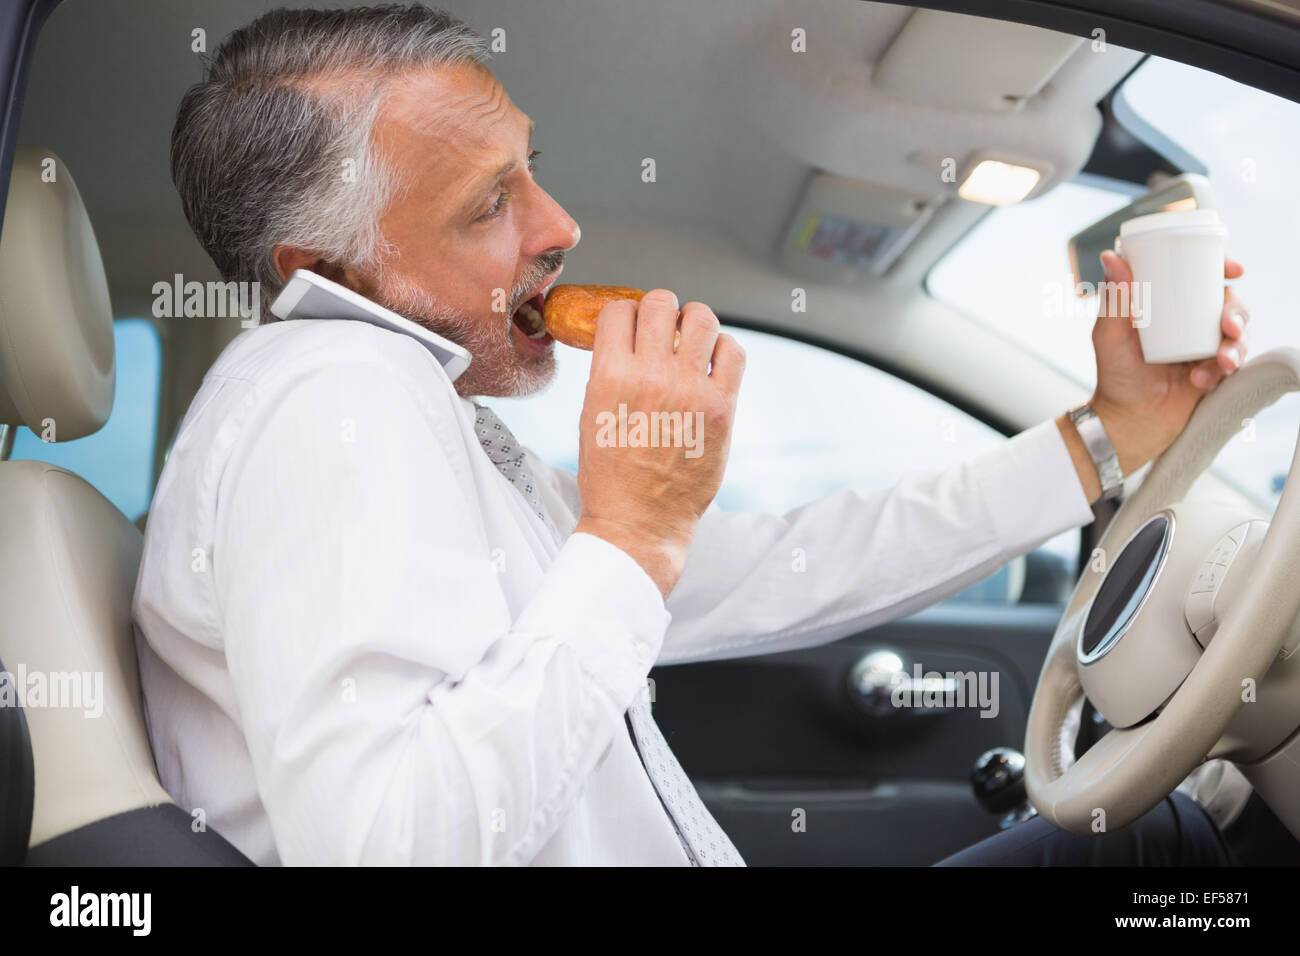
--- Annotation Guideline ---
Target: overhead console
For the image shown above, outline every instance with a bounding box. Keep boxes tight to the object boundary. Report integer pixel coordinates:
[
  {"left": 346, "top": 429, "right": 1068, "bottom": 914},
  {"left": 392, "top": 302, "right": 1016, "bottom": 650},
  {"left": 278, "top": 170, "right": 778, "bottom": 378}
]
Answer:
[{"left": 730, "top": 5, "right": 1144, "bottom": 282}]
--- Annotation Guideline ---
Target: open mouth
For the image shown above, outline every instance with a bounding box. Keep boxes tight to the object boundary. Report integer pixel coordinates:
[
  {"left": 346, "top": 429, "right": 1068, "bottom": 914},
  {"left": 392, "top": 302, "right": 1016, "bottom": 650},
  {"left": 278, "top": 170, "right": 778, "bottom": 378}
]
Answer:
[{"left": 510, "top": 292, "right": 548, "bottom": 339}]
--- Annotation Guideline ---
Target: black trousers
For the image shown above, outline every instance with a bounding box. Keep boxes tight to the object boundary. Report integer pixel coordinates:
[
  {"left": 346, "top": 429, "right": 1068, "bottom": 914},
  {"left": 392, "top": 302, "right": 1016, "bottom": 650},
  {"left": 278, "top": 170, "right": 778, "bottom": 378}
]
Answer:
[{"left": 934, "top": 790, "right": 1231, "bottom": 866}]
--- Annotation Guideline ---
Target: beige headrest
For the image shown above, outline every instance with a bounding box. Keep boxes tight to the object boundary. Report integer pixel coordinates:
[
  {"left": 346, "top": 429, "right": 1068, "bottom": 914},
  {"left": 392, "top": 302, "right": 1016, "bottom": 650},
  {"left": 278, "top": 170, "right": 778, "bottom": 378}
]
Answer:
[{"left": 0, "top": 145, "right": 114, "bottom": 440}]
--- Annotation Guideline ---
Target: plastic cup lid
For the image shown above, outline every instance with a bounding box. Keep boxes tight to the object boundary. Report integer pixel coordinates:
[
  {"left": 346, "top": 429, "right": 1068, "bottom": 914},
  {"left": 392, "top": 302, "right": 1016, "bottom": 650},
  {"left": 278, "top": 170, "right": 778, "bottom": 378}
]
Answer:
[{"left": 1120, "top": 208, "right": 1226, "bottom": 238}]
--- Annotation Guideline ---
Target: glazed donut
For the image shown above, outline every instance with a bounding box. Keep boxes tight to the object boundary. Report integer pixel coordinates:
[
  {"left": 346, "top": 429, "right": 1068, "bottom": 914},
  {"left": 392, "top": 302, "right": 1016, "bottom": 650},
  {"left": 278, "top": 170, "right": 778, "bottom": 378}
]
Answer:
[{"left": 542, "top": 284, "right": 646, "bottom": 350}]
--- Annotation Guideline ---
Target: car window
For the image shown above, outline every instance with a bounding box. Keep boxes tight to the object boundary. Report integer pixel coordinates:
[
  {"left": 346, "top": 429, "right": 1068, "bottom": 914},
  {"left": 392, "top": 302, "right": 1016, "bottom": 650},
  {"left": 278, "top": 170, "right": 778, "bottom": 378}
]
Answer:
[
  {"left": 495, "top": 325, "right": 1080, "bottom": 605},
  {"left": 929, "top": 55, "right": 1300, "bottom": 514},
  {"left": 11, "top": 317, "right": 162, "bottom": 522}
]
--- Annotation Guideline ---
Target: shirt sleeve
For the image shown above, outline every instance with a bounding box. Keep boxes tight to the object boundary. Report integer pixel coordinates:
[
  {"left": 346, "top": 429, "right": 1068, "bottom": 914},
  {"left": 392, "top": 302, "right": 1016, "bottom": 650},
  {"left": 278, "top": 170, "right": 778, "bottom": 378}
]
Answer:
[
  {"left": 213, "top": 359, "right": 669, "bottom": 865},
  {"left": 659, "top": 417, "right": 1095, "bottom": 664}
]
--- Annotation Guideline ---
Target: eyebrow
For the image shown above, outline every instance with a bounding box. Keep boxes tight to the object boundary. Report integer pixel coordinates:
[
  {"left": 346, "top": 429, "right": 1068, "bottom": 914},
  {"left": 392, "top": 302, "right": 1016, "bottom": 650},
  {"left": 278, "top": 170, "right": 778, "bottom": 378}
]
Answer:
[{"left": 459, "top": 119, "right": 535, "bottom": 220}]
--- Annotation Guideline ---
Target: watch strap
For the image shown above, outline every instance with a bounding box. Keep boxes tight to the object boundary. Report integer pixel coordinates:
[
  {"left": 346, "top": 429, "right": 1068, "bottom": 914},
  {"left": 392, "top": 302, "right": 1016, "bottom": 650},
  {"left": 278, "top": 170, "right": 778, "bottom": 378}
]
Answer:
[{"left": 1068, "top": 403, "right": 1124, "bottom": 501}]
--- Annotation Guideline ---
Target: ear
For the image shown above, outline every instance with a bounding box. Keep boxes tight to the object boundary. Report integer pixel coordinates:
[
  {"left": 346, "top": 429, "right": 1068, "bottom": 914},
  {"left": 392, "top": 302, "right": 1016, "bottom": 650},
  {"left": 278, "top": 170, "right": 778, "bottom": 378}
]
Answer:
[
  {"left": 271, "top": 245, "right": 378, "bottom": 297},
  {"left": 272, "top": 245, "right": 331, "bottom": 283}
]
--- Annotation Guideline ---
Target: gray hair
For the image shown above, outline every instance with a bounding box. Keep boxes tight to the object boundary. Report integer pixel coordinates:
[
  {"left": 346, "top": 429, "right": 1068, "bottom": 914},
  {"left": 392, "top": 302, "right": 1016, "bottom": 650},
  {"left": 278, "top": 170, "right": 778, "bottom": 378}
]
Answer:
[{"left": 170, "top": 4, "right": 493, "bottom": 305}]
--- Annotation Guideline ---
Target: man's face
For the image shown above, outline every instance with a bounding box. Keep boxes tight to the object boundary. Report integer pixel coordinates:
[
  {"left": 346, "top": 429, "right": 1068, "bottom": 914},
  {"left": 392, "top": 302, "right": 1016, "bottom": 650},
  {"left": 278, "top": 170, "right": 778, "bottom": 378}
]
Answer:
[{"left": 366, "top": 63, "right": 580, "bottom": 397}]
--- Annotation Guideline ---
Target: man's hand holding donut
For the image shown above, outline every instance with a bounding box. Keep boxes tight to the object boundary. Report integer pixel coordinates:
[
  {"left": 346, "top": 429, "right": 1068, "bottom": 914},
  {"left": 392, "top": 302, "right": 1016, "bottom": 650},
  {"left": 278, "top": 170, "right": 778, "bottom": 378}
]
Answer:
[{"left": 574, "top": 289, "right": 746, "bottom": 599}]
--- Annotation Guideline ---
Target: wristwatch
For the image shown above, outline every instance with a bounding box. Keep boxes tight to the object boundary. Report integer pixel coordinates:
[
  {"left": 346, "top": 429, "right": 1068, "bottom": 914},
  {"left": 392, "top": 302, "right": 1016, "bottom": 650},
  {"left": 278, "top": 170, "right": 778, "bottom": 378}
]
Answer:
[{"left": 1067, "top": 403, "right": 1124, "bottom": 501}]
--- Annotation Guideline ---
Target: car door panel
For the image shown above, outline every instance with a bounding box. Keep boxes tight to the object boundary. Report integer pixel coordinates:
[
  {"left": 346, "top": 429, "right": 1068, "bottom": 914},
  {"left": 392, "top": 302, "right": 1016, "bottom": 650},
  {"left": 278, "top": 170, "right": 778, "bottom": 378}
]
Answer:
[{"left": 650, "top": 602, "right": 1066, "bottom": 864}]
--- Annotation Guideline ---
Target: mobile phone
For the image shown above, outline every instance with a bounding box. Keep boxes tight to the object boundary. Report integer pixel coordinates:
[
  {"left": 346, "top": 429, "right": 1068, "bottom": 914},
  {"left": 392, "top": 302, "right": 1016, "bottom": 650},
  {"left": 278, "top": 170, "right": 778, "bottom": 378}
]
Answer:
[{"left": 269, "top": 269, "right": 472, "bottom": 382}]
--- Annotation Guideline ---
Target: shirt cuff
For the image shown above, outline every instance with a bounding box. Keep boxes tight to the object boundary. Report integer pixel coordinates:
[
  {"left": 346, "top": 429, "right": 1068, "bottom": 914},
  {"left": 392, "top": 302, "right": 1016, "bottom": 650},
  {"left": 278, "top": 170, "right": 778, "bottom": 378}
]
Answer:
[
  {"left": 968, "top": 417, "right": 1096, "bottom": 558},
  {"left": 514, "top": 531, "right": 671, "bottom": 703}
]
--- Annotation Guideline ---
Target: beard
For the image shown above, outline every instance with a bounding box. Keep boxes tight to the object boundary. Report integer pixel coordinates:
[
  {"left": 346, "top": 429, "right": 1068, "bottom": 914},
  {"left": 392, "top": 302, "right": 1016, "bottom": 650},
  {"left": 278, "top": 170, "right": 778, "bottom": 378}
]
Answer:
[{"left": 372, "top": 261, "right": 560, "bottom": 398}]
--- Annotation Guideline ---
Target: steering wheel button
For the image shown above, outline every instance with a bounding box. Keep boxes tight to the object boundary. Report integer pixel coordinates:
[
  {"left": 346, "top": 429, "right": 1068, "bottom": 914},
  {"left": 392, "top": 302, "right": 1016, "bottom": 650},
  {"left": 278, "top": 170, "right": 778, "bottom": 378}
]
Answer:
[
  {"left": 1192, "top": 563, "right": 1222, "bottom": 592},
  {"left": 1208, "top": 545, "right": 1230, "bottom": 565}
]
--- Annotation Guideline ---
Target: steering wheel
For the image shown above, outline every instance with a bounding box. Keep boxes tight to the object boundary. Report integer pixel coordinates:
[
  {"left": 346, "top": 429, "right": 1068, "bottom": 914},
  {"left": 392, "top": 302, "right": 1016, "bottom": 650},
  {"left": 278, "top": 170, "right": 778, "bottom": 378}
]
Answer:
[{"left": 1025, "top": 346, "right": 1300, "bottom": 836}]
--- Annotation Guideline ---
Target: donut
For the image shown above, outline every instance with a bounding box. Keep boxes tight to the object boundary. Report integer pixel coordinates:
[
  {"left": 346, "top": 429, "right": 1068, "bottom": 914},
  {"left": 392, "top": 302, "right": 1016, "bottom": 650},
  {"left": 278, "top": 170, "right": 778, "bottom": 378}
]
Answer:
[{"left": 542, "top": 284, "right": 646, "bottom": 350}]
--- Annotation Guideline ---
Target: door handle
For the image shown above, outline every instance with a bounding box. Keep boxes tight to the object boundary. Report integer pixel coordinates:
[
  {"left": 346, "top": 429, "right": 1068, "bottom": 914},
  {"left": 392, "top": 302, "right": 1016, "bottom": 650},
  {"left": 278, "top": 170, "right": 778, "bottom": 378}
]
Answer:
[{"left": 848, "top": 649, "right": 959, "bottom": 718}]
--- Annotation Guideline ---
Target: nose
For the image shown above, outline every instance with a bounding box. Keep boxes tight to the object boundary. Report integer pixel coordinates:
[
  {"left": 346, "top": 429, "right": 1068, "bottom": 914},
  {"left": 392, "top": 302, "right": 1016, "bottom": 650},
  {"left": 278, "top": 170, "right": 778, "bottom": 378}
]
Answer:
[{"left": 525, "top": 181, "right": 581, "bottom": 255}]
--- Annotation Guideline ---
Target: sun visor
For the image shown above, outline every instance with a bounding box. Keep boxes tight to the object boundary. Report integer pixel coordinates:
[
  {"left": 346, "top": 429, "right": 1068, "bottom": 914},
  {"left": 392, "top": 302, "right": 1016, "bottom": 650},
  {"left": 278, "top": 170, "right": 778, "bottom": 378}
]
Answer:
[
  {"left": 778, "top": 172, "right": 939, "bottom": 283},
  {"left": 874, "top": 9, "right": 1085, "bottom": 112}
]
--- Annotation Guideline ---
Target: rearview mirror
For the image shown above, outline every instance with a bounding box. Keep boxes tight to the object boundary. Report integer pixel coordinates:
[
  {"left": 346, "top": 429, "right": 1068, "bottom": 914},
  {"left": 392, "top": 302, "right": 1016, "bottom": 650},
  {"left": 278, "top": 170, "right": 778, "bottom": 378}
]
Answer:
[{"left": 1067, "top": 173, "right": 1217, "bottom": 295}]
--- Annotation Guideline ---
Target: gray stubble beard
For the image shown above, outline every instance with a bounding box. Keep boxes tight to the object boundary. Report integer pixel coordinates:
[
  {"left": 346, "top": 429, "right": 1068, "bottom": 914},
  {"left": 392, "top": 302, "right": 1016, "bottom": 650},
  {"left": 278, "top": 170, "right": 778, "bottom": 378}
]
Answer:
[{"left": 374, "top": 269, "right": 557, "bottom": 398}]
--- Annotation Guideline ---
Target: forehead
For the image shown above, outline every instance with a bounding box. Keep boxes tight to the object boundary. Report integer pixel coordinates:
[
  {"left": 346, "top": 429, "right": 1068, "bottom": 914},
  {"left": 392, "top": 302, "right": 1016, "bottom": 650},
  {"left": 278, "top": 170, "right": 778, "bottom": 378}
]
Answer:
[{"left": 372, "top": 64, "right": 529, "bottom": 178}]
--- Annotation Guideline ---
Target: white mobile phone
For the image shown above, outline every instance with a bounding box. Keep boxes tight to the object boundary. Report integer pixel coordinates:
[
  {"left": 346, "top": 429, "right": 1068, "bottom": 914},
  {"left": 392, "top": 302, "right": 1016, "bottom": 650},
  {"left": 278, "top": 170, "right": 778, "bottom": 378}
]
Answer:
[{"left": 269, "top": 269, "right": 472, "bottom": 383}]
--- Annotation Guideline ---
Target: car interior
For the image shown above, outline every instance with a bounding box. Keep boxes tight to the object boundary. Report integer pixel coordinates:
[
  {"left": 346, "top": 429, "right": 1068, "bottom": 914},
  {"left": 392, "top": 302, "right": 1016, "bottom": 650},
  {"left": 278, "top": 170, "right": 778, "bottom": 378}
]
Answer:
[{"left": 2, "top": 0, "right": 1300, "bottom": 866}]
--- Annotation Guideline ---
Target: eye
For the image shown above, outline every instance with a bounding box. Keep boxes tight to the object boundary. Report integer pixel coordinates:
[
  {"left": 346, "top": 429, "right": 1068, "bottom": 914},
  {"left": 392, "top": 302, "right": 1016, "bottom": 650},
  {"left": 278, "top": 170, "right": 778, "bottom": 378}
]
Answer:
[
  {"left": 477, "top": 150, "right": 541, "bottom": 223},
  {"left": 480, "top": 190, "right": 509, "bottom": 221}
]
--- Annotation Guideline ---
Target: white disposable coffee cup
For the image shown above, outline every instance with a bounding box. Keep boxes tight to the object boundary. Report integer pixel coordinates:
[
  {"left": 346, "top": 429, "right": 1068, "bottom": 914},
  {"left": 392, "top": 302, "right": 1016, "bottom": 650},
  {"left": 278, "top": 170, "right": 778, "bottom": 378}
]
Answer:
[{"left": 1115, "top": 209, "right": 1227, "bottom": 363}]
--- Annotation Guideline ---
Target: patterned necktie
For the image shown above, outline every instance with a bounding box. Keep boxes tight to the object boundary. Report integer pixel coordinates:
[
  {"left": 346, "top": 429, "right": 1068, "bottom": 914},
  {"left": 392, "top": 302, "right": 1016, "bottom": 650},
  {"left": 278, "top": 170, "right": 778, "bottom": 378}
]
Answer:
[
  {"left": 472, "top": 403, "right": 561, "bottom": 543},
  {"left": 471, "top": 403, "right": 745, "bottom": 867},
  {"left": 625, "top": 685, "right": 746, "bottom": 866}
]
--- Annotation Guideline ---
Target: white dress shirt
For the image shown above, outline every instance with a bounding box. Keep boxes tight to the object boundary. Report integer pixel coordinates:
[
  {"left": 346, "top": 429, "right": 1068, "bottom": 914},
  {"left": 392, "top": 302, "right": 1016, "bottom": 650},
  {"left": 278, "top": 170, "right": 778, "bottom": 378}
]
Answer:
[{"left": 132, "top": 318, "right": 1095, "bottom": 866}]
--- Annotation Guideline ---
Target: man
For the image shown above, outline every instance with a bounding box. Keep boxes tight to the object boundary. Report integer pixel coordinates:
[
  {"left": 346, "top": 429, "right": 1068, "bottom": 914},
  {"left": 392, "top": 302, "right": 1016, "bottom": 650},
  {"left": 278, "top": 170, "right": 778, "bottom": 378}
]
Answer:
[{"left": 133, "top": 4, "right": 1251, "bottom": 865}]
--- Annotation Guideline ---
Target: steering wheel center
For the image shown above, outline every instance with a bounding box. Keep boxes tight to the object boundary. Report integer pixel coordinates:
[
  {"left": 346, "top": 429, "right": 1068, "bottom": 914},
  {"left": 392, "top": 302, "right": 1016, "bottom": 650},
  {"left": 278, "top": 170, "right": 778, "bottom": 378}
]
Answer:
[
  {"left": 1076, "top": 502, "right": 1262, "bottom": 728},
  {"left": 1078, "top": 510, "right": 1173, "bottom": 664}
]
